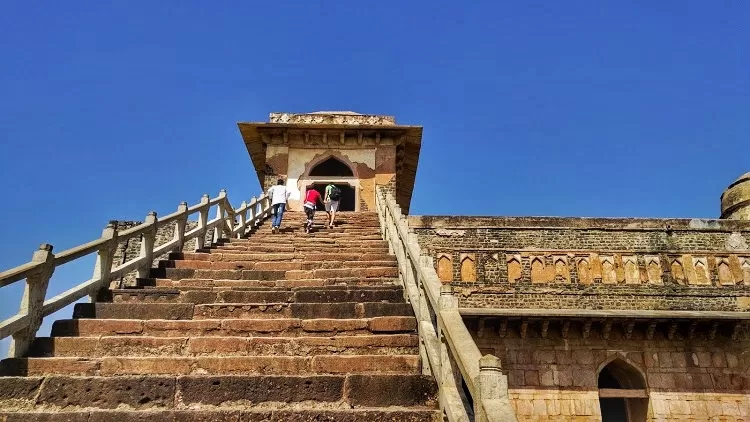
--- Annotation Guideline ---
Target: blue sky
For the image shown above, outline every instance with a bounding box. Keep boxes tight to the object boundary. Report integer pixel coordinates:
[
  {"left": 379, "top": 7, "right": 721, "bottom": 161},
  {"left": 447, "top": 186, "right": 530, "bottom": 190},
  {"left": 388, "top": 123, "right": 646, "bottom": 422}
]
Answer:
[{"left": 0, "top": 1, "right": 748, "bottom": 353}]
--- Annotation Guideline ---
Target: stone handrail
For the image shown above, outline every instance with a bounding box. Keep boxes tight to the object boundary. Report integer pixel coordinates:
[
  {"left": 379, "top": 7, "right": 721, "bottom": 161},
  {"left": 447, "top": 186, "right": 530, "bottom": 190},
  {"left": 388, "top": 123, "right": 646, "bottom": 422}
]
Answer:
[
  {"left": 375, "top": 188, "right": 517, "bottom": 422},
  {"left": 0, "top": 189, "right": 272, "bottom": 358}
]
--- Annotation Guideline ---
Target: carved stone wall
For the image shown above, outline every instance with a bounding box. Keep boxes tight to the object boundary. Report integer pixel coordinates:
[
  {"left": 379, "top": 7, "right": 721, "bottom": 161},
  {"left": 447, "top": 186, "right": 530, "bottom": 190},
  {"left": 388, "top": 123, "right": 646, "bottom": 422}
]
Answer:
[{"left": 409, "top": 216, "right": 750, "bottom": 312}]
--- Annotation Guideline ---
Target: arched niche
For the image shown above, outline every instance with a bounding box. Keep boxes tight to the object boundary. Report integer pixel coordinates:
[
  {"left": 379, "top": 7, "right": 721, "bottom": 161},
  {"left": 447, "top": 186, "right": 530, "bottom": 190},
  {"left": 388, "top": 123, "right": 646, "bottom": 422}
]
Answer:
[
  {"left": 460, "top": 255, "right": 476, "bottom": 282},
  {"left": 598, "top": 357, "right": 649, "bottom": 422},
  {"left": 309, "top": 156, "right": 354, "bottom": 177}
]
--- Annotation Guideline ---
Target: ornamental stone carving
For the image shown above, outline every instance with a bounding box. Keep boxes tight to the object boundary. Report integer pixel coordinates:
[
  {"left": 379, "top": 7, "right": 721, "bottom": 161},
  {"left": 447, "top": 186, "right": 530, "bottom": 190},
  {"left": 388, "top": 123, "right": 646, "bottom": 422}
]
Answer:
[
  {"left": 726, "top": 232, "right": 749, "bottom": 250},
  {"left": 269, "top": 112, "right": 396, "bottom": 126}
]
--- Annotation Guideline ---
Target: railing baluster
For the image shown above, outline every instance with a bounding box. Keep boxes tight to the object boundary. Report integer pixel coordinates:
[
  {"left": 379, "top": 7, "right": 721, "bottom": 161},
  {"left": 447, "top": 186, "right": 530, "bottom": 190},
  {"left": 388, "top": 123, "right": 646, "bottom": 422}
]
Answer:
[
  {"left": 214, "top": 190, "right": 225, "bottom": 243},
  {"left": 92, "top": 221, "right": 118, "bottom": 296},
  {"left": 248, "top": 196, "right": 258, "bottom": 229},
  {"left": 237, "top": 200, "right": 247, "bottom": 238},
  {"left": 175, "top": 202, "right": 188, "bottom": 252},
  {"left": 137, "top": 212, "right": 157, "bottom": 279},
  {"left": 196, "top": 194, "right": 210, "bottom": 251},
  {"left": 9, "top": 244, "right": 55, "bottom": 357}
]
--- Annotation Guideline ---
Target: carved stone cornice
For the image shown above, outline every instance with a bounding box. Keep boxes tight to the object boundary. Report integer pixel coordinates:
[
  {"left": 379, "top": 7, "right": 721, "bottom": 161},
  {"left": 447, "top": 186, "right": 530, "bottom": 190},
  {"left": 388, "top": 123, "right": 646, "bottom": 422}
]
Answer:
[{"left": 269, "top": 112, "right": 396, "bottom": 126}]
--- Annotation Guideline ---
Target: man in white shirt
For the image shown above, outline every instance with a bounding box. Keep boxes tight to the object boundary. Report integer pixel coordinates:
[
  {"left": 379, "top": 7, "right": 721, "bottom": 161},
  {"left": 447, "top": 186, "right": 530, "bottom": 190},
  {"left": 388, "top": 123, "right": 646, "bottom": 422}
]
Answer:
[{"left": 268, "top": 179, "right": 290, "bottom": 234}]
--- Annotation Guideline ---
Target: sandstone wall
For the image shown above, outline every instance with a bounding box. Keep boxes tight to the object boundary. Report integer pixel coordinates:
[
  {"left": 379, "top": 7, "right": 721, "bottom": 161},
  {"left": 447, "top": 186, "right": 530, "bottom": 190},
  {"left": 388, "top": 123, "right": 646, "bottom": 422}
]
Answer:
[
  {"left": 409, "top": 216, "right": 750, "bottom": 312},
  {"left": 469, "top": 320, "right": 750, "bottom": 421}
]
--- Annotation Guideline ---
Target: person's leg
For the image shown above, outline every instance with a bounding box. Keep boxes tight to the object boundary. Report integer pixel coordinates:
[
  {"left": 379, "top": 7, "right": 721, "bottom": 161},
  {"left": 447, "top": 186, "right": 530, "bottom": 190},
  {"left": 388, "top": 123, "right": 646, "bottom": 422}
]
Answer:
[
  {"left": 272, "top": 204, "right": 281, "bottom": 227},
  {"left": 304, "top": 207, "right": 314, "bottom": 232},
  {"left": 276, "top": 203, "right": 285, "bottom": 229},
  {"left": 329, "top": 201, "right": 338, "bottom": 227}
]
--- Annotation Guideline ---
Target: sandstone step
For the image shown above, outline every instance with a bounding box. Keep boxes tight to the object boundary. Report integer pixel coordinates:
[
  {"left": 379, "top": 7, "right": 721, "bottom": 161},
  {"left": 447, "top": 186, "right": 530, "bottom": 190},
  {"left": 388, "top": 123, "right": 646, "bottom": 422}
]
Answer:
[
  {"left": 0, "top": 409, "right": 439, "bottom": 422},
  {"left": 0, "top": 374, "right": 437, "bottom": 410},
  {"left": 232, "top": 233, "right": 384, "bottom": 240},
  {"left": 159, "top": 259, "right": 397, "bottom": 271},
  {"left": 111, "top": 286, "right": 405, "bottom": 304},
  {"left": 26, "top": 334, "right": 418, "bottom": 358},
  {"left": 73, "top": 302, "right": 414, "bottom": 320},
  {"left": 149, "top": 277, "right": 398, "bottom": 289},
  {"left": 153, "top": 267, "right": 399, "bottom": 281},
  {"left": 0, "top": 354, "right": 421, "bottom": 376},
  {"left": 198, "top": 245, "right": 391, "bottom": 254},
  {"left": 193, "top": 302, "right": 414, "bottom": 320},
  {"left": 169, "top": 251, "right": 395, "bottom": 262},
  {"left": 51, "top": 317, "right": 417, "bottom": 337}
]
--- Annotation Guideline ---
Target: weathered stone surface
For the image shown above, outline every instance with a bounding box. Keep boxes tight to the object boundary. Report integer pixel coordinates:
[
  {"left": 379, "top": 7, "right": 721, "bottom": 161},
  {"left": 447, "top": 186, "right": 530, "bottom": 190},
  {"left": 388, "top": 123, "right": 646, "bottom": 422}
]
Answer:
[
  {"left": 368, "top": 316, "right": 417, "bottom": 333},
  {"left": 73, "top": 303, "right": 194, "bottom": 320},
  {"left": 346, "top": 374, "right": 438, "bottom": 407},
  {"left": 0, "top": 377, "right": 43, "bottom": 400},
  {"left": 177, "top": 375, "right": 344, "bottom": 404},
  {"left": 36, "top": 376, "right": 176, "bottom": 409},
  {"left": 290, "top": 303, "right": 358, "bottom": 319}
]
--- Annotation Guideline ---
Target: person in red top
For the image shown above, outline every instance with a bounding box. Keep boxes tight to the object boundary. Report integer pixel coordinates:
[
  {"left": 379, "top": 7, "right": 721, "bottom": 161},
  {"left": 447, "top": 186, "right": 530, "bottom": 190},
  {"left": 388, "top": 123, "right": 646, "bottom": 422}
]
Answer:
[{"left": 302, "top": 185, "right": 327, "bottom": 233}]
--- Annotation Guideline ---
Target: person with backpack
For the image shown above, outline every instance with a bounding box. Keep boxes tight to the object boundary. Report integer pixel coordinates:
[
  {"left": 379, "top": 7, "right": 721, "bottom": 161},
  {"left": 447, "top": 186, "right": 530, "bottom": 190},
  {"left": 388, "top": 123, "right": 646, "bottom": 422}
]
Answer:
[
  {"left": 267, "top": 179, "right": 290, "bottom": 234},
  {"left": 324, "top": 183, "right": 341, "bottom": 228},
  {"left": 302, "top": 184, "right": 327, "bottom": 234}
]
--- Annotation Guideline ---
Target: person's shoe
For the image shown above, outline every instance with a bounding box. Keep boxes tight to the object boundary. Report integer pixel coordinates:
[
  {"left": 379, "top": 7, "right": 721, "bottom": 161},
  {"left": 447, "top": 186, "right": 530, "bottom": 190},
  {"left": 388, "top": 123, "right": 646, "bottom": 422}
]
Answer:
[{"left": 272, "top": 227, "right": 278, "bottom": 234}]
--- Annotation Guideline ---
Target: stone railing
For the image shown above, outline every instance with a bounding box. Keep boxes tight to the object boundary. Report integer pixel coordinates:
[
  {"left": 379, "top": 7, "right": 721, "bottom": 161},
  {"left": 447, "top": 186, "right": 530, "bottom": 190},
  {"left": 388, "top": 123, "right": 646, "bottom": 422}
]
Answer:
[
  {"left": 0, "top": 190, "right": 271, "bottom": 358},
  {"left": 376, "top": 188, "right": 516, "bottom": 422}
]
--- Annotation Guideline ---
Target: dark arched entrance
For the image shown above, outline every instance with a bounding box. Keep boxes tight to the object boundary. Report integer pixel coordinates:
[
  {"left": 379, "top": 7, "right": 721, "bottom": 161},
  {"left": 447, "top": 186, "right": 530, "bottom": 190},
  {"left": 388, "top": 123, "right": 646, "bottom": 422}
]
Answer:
[
  {"left": 598, "top": 359, "right": 648, "bottom": 422},
  {"left": 306, "top": 156, "right": 357, "bottom": 211},
  {"left": 311, "top": 183, "right": 356, "bottom": 211},
  {"left": 309, "top": 157, "right": 354, "bottom": 177}
]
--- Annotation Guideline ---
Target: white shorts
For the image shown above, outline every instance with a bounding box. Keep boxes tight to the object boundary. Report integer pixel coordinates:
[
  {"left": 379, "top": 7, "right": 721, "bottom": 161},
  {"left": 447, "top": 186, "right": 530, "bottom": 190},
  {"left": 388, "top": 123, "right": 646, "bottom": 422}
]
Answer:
[{"left": 325, "top": 200, "right": 339, "bottom": 212}]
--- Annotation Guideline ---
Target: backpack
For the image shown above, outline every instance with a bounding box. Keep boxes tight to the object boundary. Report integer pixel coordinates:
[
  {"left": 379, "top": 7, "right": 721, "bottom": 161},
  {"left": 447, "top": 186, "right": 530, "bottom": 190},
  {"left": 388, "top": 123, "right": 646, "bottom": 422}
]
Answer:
[{"left": 328, "top": 185, "right": 341, "bottom": 201}]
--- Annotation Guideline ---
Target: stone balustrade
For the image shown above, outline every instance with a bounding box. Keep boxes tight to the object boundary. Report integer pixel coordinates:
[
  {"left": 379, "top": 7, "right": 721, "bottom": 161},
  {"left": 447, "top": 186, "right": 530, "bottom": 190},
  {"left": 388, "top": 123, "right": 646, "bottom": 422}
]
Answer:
[
  {"left": 0, "top": 190, "right": 272, "bottom": 358},
  {"left": 376, "top": 187, "right": 517, "bottom": 422}
]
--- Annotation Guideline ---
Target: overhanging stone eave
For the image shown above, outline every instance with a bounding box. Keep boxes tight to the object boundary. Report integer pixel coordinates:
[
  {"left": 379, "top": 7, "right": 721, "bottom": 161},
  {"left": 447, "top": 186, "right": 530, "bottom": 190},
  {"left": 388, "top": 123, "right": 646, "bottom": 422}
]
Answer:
[{"left": 459, "top": 307, "right": 750, "bottom": 321}]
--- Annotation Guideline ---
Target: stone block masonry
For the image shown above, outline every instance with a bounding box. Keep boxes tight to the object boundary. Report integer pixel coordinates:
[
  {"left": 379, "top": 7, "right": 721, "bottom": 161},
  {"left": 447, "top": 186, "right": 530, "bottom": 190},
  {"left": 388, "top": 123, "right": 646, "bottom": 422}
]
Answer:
[{"left": 471, "top": 319, "right": 750, "bottom": 421}]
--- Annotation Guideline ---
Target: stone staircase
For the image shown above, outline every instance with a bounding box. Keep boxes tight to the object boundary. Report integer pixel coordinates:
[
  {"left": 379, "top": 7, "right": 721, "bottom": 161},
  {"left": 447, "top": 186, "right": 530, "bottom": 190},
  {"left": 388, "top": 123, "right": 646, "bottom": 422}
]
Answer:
[{"left": 0, "top": 212, "right": 439, "bottom": 421}]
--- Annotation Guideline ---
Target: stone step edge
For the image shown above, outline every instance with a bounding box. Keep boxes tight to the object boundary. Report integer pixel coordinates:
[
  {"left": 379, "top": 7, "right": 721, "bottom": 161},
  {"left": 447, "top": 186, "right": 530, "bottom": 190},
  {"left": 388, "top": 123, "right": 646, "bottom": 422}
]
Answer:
[
  {"left": 0, "top": 409, "right": 440, "bottom": 422},
  {"left": 0, "top": 374, "right": 438, "bottom": 410},
  {"left": 51, "top": 316, "right": 417, "bottom": 337},
  {"left": 28, "top": 334, "right": 419, "bottom": 357},
  {"left": 0, "top": 355, "right": 421, "bottom": 376}
]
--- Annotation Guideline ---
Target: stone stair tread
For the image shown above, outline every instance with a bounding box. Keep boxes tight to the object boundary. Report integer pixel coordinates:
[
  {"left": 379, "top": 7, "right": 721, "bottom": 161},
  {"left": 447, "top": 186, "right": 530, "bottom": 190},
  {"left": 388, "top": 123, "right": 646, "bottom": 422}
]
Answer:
[
  {"left": 51, "top": 317, "right": 417, "bottom": 337},
  {"left": 0, "top": 409, "right": 440, "bottom": 421},
  {"left": 150, "top": 277, "right": 399, "bottom": 288},
  {"left": 0, "top": 374, "right": 438, "bottom": 409},
  {"left": 194, "top": 302, "right": 415, "bottom": 320},
  {"left": 26, "top": 334, "right": 419, "bottom": 357},
  {"left": 0, "top": 354, "right": 421, "bottom": 376},
  {"left": 111, "top": 287, "right": 405, "bottom": 304}
]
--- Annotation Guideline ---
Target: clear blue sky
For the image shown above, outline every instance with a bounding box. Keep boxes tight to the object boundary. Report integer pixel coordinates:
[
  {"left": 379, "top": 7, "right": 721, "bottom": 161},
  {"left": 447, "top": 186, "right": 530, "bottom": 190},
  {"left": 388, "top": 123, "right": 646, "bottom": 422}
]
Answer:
[{"left": 0, "top": 1, "right": 748, "bottom": 352}]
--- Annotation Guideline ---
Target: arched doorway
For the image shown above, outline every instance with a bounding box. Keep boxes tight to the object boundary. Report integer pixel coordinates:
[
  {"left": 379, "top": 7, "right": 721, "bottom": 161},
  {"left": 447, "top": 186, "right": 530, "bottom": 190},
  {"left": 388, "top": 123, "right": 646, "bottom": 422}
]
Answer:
[
  {"left": 598, "top": 358, "right": 649, "bottom": 422},
  {"left": 301, "top": 155, "right": 359, "bottom": 211}
]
